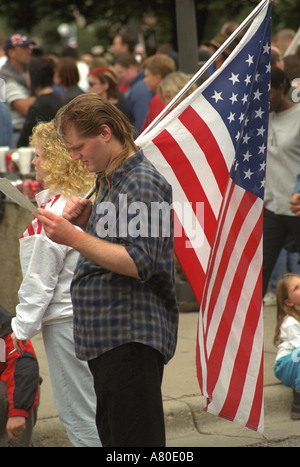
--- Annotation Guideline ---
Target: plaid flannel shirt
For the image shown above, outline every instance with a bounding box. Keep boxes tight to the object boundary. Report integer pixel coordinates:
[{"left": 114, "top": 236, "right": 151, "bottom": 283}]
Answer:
[{"left": 71, "top": 150, "right": 179, "bottom": 363}]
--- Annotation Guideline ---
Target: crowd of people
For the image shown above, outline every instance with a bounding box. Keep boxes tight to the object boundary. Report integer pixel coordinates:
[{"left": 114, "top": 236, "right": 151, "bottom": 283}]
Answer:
[
  {"left": 1, "top": 22, "right": 300, "bottom": 446},
  {"left": 0, "top": 29, "right": 200, "bottom": 151},
  {"left": 0, "top": 28, "right": 184, "bottom": 448}
]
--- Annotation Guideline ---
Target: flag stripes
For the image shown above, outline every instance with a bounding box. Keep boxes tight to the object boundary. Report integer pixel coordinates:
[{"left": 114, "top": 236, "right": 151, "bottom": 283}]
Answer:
[
  {"left": 137, "top": 0, "right": 272, "bottom": 433},
  {"left": 198, "top": 181, "right": 264, "bottom": 431},
  {"left": 151, "top": 98, "right": 234, "bottom": 302}
]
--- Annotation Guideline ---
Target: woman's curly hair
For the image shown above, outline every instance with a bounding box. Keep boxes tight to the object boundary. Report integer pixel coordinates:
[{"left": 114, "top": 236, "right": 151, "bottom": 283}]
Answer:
[{"left": 30, "top": 120, "right": 96, "bottom": 198}]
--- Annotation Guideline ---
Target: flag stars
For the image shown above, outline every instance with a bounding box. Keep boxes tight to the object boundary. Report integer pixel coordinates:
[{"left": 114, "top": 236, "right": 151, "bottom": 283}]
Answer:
[
  {"left": 243, "top": 150, "right": 252, "bottom": 162},
  {"left": 258, "top": 143, "right": 266, "bottom": 154},
  {"left": 245, "top": 74, "right": 252, "bottom": 85},
  {"left": 244, "top": 168, "right": 254, "bottom": 180},
  {"left": 235, "top": 131, "right": 241, "bottom": 142},
  {"left": 242, "top": 94, "right": 248, "bottom": 104},
  {"left": 243, "top": 133, "right": 250, "bottom": 144},
  {"left": 212, "top": 90, "right": 223, "bottom": 103},
  {"left": 229, "top": 72, "right": 240, "bottom": 85},
  {"left": 229, "top": 92, "right": 238, "bottom": 104},
  {"left": 257, "top": 125, "right": 266, "bottom": 137},
  {"left": 253, "top": 88, "right": 262, "bottom": 100},
  {"left": 255, "top": 107, "right": 264, "bottom": 118},
  {"left": 259, "top": 161, "right": 266, "bottom": 171},
  {"left": 263, "top": 42, "right": 270, "bottom": 54},
  {"left": 265, "top": 63, "right": 271, "bottom": 73},
  {"left": 200, "top": 9, "right": 271, "bottom": 203},
  {"left": 246, "top": 54, "right": 254, "bottom": 66},
  {"left": 227, "top": 112, "right": 235, "bottom": 123}
]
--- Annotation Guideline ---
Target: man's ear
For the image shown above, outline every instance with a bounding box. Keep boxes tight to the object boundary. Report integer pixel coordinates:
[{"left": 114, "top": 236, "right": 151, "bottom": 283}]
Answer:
[{"left": 100, "top": 124, "right": 111, "bottom": 140}]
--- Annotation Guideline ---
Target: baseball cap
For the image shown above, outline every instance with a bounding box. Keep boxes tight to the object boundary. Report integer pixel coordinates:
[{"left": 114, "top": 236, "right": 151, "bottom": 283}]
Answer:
[{"left": 4, "top": 33, "right": 35, "bottom": 51}]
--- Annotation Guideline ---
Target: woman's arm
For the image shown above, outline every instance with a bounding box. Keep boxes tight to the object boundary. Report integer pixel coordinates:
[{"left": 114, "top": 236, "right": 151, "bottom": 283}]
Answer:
[{"left": 34, "top": 208, "right": 140, "bottom": 279}]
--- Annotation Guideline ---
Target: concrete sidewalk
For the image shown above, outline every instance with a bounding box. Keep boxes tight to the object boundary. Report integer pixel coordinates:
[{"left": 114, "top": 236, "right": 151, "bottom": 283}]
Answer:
[{"left": 30, "top": 305, "right": 300, "bottom": 447}]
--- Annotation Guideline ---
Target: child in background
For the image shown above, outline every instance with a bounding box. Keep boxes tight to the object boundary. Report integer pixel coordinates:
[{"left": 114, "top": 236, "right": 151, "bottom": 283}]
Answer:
[
  {"left": 274, "top": 273, "right": 300, "bottom": 420},
  {"left": 0, "top": 305, "right": 39, "bottom": 447}
]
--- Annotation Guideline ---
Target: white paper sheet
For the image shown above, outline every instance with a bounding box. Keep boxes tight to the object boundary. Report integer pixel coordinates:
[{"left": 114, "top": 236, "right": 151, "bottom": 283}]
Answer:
[{"left": 0, "top": 178, "right": 36, "bottom": 212}]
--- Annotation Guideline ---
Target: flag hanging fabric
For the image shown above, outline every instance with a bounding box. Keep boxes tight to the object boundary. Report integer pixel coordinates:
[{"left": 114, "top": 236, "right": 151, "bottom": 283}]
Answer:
[{"left": 136, "top": 0, "right": 272, "bottom": 434}]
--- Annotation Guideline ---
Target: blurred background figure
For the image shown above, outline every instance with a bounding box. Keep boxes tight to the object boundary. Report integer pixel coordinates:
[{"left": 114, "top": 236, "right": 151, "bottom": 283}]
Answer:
[
  {"left": 0, "top": 102, "right": 13, "bottom": 147},
  {"left": 88, "top": 66, "right": 131, "bottom": 121},
  {"left": 273, "top": 28, "right": 296, "bottom": 55},
  {"left": 271, "top": 46, "right": 285, "bottom": 70},
  {"left": 111, "top": 30, "right": 137, "bottom": 94},
  {"left": 111, "top": 30, "right": 137, "bottom": 57},
  {"left": 114, "top": 53, "right": 154, "bottom": 136},
  {"left": 54, "top": 57, "right": 85, "bottom": 104},
  {"left": 141, "top": 53, "right": 176, "bottom": 131},
  {"left": 0, "top": 34, "right": 36, "bottom": 147},
  {"left": 18, "top": 57, "right": 63, "bottom": 147},
  {"left": 61, "top": 46, "right": 90, "bottom": 93},
  {"left": 158, "top": 71, "right": 198, "bottom": 107}
]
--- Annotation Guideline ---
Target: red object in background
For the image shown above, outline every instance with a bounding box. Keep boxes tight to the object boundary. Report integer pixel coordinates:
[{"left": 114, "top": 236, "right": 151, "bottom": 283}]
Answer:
[
  {"left": 5, "top": 154, "right": 16, "bottom": 172},
  {"left": 22, "top": 180, "right": 33, "bottom": 199},
  {"left": 18, "top": 180, "right": 44, "bottom": 200},
  {"left": 32, "top": 181, "right": 43, "bottom": 197}
]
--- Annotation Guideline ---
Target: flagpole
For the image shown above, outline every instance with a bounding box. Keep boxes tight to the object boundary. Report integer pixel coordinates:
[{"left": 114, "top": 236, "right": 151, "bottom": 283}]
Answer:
[{"left": 138, "top": 0, "right": 271, "bottom": 139}]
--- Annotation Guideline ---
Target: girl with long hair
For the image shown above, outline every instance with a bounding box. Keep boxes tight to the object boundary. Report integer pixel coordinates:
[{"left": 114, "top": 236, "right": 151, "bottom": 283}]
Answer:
[{"left": 274, "top": 273, "right": 300, "bottom": 420}]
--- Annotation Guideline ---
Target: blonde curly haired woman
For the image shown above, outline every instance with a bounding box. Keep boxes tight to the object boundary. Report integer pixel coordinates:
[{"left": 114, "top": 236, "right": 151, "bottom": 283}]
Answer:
[{"left": 11, "top": 121, "right": 101, "bottom": 447}]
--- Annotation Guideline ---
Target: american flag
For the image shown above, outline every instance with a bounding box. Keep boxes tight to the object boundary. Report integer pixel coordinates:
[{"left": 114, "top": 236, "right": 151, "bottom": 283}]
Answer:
[{"left": 137, "top": 1, "right": 271, "bottom": 433}]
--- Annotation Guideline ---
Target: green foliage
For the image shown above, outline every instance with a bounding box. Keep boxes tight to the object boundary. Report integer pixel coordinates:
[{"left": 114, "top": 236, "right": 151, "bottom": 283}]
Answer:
[
  {"left": 0, "top": 0, "right": 299, "bottom": 55},
  {"left": 272, "top": 0, "right": 300, "bottom": 32}
]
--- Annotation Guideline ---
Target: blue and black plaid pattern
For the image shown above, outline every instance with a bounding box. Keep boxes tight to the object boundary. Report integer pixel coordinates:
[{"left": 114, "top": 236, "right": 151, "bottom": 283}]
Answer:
[{"left": 71, "top": 151, "right": 179, "bottom": 363}]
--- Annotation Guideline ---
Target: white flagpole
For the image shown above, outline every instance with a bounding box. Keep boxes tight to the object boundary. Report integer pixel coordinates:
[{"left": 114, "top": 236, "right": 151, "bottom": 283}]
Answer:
[
  {"left": 138, "top": 0, "right": 271, "bottom": 138},
  {"left": 283, "top": 27, "right": 300, "bottom": 56}
]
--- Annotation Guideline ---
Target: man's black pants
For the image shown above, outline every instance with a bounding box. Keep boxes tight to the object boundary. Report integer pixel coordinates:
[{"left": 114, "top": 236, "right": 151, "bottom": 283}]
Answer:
[{"left": 88, "top": 342, "right": 165, "bottom": 447}]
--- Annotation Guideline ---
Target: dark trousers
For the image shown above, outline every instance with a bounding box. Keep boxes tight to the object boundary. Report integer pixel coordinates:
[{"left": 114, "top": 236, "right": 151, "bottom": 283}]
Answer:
[
  {"left": 263, "top": 208, "right": 300, "bottom": 297},
  {"left": 88, "top": 342, "right": 165, "bottom": 447}
]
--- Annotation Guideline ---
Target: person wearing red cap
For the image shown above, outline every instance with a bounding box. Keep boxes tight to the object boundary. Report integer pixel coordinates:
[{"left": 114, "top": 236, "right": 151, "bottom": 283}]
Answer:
[{"left": 0, "top": 34, "right": 36, "bottom": 146}]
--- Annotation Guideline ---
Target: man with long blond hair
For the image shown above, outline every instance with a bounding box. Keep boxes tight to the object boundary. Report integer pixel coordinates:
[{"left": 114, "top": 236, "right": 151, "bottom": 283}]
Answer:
[{"left": 34, "top": 94, "right": 179, "bottom": 447}]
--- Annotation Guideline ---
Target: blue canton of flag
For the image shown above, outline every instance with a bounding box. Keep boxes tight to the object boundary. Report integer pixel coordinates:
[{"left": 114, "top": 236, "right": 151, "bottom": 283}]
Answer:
[{"left": 203, "top": 12, "right": 271, "bottom": 200}]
